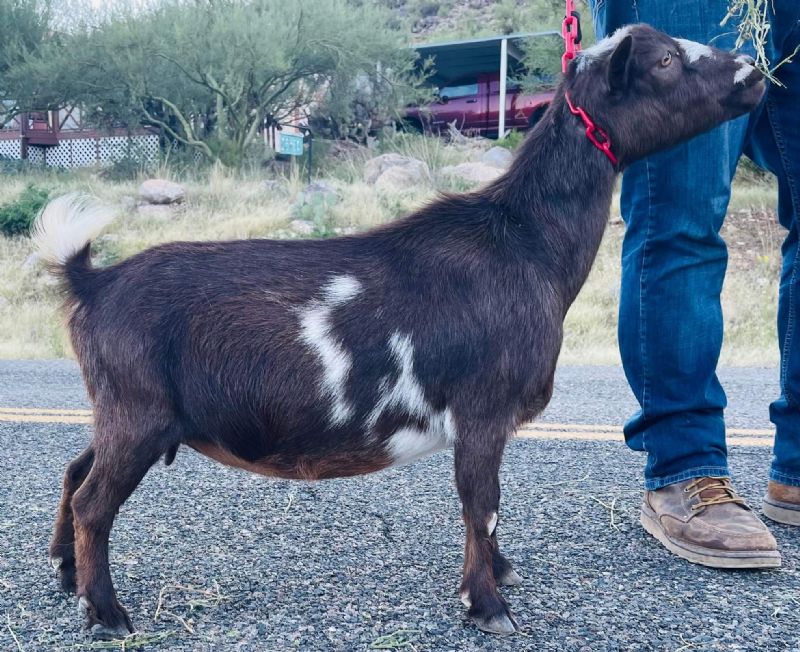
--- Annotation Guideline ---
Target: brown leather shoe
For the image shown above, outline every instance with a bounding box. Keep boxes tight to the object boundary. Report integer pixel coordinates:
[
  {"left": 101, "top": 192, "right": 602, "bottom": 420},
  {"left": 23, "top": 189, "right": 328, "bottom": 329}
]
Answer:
[
  {"left": 763, "top": 480, "right": 800, "bottom": 525},
  {"left": 640, "top": 477, "right": 781, "bottom": 569}
]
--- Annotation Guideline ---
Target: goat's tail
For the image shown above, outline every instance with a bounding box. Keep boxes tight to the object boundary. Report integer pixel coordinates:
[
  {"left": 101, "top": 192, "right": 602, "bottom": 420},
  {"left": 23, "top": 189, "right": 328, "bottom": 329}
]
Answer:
[{"left": 32, "top": 194, "right": 115, "bottom": 303}]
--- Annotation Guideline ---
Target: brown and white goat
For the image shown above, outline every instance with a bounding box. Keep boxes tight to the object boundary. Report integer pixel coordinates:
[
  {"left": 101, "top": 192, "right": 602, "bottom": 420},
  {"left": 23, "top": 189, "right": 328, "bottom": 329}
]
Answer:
[{"left": 39, "top": 25, "right": 765, "bottom": 638}]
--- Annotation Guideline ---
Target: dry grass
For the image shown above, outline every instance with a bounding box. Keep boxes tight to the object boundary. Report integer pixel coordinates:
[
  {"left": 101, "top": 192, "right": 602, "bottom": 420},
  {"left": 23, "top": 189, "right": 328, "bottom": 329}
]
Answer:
[
  {"left": 722, "top": 0, "right": 800, "bottom": 85},
  {"left": 0, "top": 138, "right": 781, "bottom": 365}
]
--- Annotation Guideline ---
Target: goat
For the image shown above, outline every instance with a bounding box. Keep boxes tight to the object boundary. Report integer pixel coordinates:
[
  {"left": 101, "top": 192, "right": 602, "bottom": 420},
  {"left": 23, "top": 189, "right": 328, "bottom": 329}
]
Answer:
[{"left": 38, "top": 24, "right": 765, "bottom": 638}]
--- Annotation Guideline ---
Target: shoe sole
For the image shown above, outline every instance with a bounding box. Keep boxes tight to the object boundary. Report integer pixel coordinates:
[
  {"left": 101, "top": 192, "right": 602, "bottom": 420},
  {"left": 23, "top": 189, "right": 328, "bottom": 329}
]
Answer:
[
  {"left": 762, "top": 500, "right": 800, "bottom": 526},
  {"left": 640, "top": 506, "right": 781, "bottom": 569}
]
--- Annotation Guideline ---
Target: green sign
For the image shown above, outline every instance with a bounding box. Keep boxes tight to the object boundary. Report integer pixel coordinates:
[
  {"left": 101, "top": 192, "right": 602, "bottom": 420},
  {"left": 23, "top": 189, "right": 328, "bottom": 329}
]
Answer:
[{"left": 279, "top": 132, "right": 304, "bottom": 156}]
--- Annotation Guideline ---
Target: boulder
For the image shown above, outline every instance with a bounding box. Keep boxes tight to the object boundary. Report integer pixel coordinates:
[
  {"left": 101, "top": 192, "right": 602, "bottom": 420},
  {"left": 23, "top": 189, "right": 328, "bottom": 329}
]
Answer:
[
  {"left": 481, "top": 146, "right": 513, "bottom": 169},
  {"left": 363, "top": 153, "right": 430, "bottom": 185},
  {"left": 440, "top": 162, "right": 504, "bottom": 185},
  {"left": 374, "top": 165, "right": 426, "bottom": 193},
  {"left": 299, "top": 180, "right": 340, "bottom": 204},
  {"left": 138, "top": 179, "right": 186, "bottom": 205}
]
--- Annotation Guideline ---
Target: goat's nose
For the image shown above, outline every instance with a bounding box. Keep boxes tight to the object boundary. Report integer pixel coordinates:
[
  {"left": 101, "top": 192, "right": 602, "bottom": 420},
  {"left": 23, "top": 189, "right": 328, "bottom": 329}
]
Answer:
[{"left": 738, "top": 54, "right": 755, "bottom": 65}]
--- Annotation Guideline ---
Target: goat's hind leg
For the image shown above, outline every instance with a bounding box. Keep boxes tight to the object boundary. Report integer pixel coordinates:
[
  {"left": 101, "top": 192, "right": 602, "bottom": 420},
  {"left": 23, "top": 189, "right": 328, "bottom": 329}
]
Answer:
[
  {"left": 455, "top": 422, "right": 518, "bottom": 635},
  {"left": 50, "top": 446, "right": 95, "bottom": 593},
  {"left": 71, "top": 420, "right": 166, "bottom": 639}
]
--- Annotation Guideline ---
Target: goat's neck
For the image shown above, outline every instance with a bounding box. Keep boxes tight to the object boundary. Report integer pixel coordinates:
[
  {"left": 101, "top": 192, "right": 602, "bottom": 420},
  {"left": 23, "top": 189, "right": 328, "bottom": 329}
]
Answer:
[{"left": 488, "top": 100, "right": 618, "bottom": 308}]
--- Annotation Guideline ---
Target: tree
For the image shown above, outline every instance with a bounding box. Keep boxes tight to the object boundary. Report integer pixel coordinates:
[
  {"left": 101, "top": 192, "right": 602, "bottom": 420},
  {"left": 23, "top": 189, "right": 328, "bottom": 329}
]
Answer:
[
  {"left": 9, "top": 0, "right": 420, "bottom": 166},
  {"left": 0, "top": 0, "right": 51, "bottom": 128}
]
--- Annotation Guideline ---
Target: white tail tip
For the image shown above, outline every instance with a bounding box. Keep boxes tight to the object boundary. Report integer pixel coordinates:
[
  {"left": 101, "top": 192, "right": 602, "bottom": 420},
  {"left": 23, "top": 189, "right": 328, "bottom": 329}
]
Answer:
[{"left": 32, "top": 194, "right": 115, "bottom": 265}]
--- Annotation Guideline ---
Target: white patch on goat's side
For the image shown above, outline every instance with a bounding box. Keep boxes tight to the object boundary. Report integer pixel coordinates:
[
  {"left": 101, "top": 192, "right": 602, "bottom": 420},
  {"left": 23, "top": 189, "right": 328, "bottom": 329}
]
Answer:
[
  {"left": 675, "top": 38, "right": 713, "bottom": 63},
  {"left": 33, "top": 194, "right": 115, "bottom": 265},
  {"left": 370, "top": 331, "right": 457, "bottom": 466},
  {"left": 460, "top": 590, "right": 472, "bottom": 609},
  {"left": 387, "top": 427, "right": 450, "bottom": 466},
  {"left": 575, "top": 26, "right": 632, "bottom": 72},
  {"left": 299, "top": 275, "right": 363, "bottom": 426},
  {"left": 734, "top": 55, "right": 755, "bottom": 84},
  {"left": 323, "top": 275, "right": 362, "bottom": 304},
  {"left": 487, "top": 512, "right": 498, "bottom": 537}
]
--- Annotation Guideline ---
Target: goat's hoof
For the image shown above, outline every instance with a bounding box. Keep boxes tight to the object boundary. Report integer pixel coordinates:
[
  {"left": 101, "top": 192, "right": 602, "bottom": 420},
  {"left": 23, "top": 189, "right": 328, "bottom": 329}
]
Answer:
[
  {"left": 472, "top": 611, "right": 519, "bottom": 635},
  {"left": 78, "top": 596, "right": 134, "bottom": 640},
  {"left": 90, "top": 622, "right": 134, "bottom": 641},
  {"left": 467, "top": 593, "right": 519, "bottom": 635},
  {"left": 498, "top": 568, "right": 523, "bottom": 586}
]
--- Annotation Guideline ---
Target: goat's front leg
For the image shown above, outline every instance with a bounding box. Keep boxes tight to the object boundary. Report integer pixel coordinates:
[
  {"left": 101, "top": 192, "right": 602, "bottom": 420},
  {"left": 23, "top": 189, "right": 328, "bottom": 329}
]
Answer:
[{"left": 455, "top": 423, "right": 518, "bottom": 635}]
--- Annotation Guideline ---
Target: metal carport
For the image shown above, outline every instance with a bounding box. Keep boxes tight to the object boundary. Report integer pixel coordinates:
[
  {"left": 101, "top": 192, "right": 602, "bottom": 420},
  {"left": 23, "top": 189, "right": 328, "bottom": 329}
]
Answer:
[{"left": 413, "top": 30, "right": 559, "bottom": 138}]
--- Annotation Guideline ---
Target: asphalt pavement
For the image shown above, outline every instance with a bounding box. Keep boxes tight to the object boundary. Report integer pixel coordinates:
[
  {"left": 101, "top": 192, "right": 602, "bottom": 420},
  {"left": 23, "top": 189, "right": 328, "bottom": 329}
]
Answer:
[{"left": 0, "top": 361, "right": 797, "bottom": 651}]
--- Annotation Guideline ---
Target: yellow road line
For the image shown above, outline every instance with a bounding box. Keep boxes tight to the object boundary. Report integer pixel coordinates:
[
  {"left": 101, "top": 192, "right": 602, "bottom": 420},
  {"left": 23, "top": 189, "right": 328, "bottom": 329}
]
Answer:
[
  {"left": 515, "top": 430, "right": 772, "bottom": 447},
  {"left": 0, "top": 407, "right": 93, "bottom": 416},
  {"left": 526, "top": 422, "right": 774, "bottom": 437},
  {"left": 0, "top": 408, "right": 775, "bottom": 447}
]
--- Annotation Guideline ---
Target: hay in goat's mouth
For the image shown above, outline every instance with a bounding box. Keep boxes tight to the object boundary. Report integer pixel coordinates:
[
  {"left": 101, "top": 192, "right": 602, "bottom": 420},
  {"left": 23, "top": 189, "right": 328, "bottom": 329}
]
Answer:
[{"left": 722, "top": 0, "right": 799, "bottom": 86}]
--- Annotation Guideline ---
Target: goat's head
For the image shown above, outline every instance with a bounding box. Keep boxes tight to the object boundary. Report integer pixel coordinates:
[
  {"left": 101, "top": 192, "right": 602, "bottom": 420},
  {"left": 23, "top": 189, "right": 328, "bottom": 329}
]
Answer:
[{"left": 563, "top": 24, "right": 765, "bottom": 166}]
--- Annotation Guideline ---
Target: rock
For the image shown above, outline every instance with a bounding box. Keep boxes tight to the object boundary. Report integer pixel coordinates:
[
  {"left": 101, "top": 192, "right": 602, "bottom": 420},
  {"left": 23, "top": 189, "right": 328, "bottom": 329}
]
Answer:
[
  {"left": 374, "top": 165, "right": 426, "bottom": 193},
  {"left": 138, "top": 179, "right": 186, "bottom": 205},
  {"left": 333, "top": 226, "right": 357, "bottom": 236},
  {"left": 326, "top": 140, "right": 370, "bottom": 161},
  {"left": 289, "top": 219, "right": 315, "bottom": 236},
  {"left": 299, "top": 180, "right": 340, "bottom": 204},
  {"left": 481, "top": 146, "right": 513, "bottom": 169},
  {"left": 440, "top": 162, "right": 504, "bottom": 185},
  {"left": 363, "top": 153, "right": 430, "bottom": 185},
  {"left": 0, "top": 296, "right": 9, "bottom": 310}
]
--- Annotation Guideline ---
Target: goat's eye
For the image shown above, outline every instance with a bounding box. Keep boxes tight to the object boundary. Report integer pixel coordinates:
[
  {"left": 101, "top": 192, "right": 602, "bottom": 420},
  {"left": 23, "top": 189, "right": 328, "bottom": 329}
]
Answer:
[{"left": 661, "top": 51, "right": 673, "bottom": 67}]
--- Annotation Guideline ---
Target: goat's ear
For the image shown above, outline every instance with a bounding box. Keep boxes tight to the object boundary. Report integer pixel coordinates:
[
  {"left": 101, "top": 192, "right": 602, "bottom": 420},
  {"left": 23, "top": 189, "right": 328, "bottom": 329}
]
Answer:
[{"left": 607, "top": 34, "right": 633, "bottom": 92}]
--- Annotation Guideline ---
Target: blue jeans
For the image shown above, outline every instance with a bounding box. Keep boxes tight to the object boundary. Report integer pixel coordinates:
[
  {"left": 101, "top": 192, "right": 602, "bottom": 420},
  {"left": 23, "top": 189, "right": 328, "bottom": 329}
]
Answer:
[{"left": 590, "top": 1, "right": 800, "bottom": 489}]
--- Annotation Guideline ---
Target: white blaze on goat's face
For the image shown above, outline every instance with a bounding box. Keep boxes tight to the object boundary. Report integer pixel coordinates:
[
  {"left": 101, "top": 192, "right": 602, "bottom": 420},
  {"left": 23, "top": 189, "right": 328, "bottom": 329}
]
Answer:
[
  {"left": 674, "top": 38, "right": 713, "bottom": 64},
  {"left": 575, "top": 26, "right": 633, "bottom": 72},
  {"left": 299, "top": 275, "right": 362, "bottom": 426},
  {"left": 372, "top": 331, "right": 457, "bottom": 466},
  {"left": 734, "top": 54, "right": 756, "bottom": 85}
]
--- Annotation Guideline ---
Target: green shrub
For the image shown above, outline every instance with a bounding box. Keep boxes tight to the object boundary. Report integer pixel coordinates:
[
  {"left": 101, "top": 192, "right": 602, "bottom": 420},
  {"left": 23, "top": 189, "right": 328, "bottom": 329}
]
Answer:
[
  {"left": 0, "top": 155, "right": 37, "bottom": 175},
  {"left": 0, "top": 185, "right": 50, "bottom": 237},
  {"left": 291, "top": 190, "right": 339, "bottom": 238},
  {"left": 496, "top": 130, "right": 526, "bottom": 151}
]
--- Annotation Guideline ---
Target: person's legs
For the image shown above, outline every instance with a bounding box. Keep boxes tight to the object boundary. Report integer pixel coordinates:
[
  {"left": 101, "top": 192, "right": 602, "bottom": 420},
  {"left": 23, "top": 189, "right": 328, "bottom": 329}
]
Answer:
[
  {"left": 593, "top": 0, "right": 743, "bottom": 487},
  {"left": 744, "top": 3, "right": 800, "bottom": 523},
  {"left": 591, "top": 0, "right": 779, "bottom": 566}
]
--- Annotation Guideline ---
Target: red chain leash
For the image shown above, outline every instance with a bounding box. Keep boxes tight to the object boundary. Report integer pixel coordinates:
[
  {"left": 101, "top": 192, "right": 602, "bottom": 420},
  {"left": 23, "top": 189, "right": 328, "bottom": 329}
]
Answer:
[
  {"left": 561, "top": 0, "right": 582, "bottom": 73},
  {"left": 564, "top": 92, "right": 618, "bottom": 168}
]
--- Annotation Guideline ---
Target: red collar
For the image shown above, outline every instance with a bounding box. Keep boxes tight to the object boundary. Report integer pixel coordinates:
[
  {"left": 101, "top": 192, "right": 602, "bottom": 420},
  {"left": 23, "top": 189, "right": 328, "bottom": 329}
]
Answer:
[{"left": 564, "top": 92, "right": 619, "bottom": 169}]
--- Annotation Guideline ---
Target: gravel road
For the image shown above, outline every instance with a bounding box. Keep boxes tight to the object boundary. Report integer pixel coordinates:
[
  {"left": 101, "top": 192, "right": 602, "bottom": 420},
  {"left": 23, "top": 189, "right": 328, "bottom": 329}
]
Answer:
[{"left": 1, "top": 362, "right": 797, "bottom": 651}]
